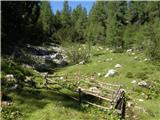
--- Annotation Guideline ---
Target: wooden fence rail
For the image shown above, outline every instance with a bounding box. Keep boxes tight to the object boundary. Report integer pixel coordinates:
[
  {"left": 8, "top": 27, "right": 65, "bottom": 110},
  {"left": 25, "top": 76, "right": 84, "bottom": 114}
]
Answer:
[{"left": 44, "top": 73, "right": 126, "bottom": 119}]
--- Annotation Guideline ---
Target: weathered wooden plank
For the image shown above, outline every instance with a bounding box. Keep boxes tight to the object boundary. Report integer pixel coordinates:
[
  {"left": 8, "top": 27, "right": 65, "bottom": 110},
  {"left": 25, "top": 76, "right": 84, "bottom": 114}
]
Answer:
[
  {"left": 80, "top": 88, "right": 112, "bottom": 102},
  {"left": 85, "top": 101, "right": 111, "bottom": 110}
]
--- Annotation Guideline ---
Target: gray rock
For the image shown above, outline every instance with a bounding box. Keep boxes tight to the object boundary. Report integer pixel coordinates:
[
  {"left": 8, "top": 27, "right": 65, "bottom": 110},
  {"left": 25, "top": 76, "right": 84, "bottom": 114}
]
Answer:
[
  {"left": 5, "top": 74, "right": 16, "bottom": 82},
  {"left": 126, "top": 49, "right": 132, "bottom": 53},
  {"left": 79, "top": 60, "right": 85, "bottom": 65},
  {"left": 11, "top": 84, "right": 20, "bottom": 90},
  {"left": 138, "top": 81, "right": 149, "bottom": 88},
  {"left": 127, "top": 101, "right": 134, "bottom": 107},
  {"left": 131, "top": 80, "right": 137, "bottom": 84},
  {"left": 105, "top": 69, "right": 118, "bottom": 77},
  {"left": 115, "top": 64, "right": 122, "bottom": 68}
]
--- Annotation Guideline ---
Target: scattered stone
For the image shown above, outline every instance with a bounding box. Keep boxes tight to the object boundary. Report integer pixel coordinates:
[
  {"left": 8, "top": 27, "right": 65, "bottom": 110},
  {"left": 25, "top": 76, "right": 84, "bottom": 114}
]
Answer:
[
  {"left": 138, "top": 81, "right": 149, "bottom": 88},
  {"left": 110, "top": 50, "right": 113, "bottom": 53},
  {"left": 126, "top": 49, "right": 132, "bottom": 53},
  {"left": 127, "top": 101, "right": 134, "bottom": 107},
  {"left": 1, "top": 101, "right": 12, "bottom": 106},
  {"left": 106, "top": 58, "right": 113, "bottom": 61},
  {"left": 79, "top": 60, "right": 85, "bottom": 65},
  {"left": 11, "top": 84, "right": 20, "bottom": 90},
  {"left": 134, "top": 56, "right": 138, "bottom": 60},
  {"left": 141, "top": 93, "right": 145, "bottom": 96},
  {"left": 105, "top": 69, "right": 118, "bottom": 77},
  {"left": 115, "top": 64, "right": 122, "bottom": 68},
  {"left": 106, "top": 48, "right": 109, "bottom": 51},
  {"left": 97, "top": 73, "right": 101, "bottom": 76},
  {"left": 90, "top": 76, "right": 95, "bottom": 80},
  {"left": 144, "top": 58, "right": 150, "bottom": 61},
  {"left": 60, "top": 77, "right": 64, "bottom": 80},
  {"left": 98, "top": 46, "right": 103, "bottom": 50},
  {"left": 5, "top": 74, "right": 14, "bottom": 81},
  {"left": 131, "top": 80, "right": 137, "bottom": 84},
  {"left": 131, "top": 52, "right": 135, "bottom": 55},
  {"left": 138, "top": 99, "right": 144, "bottom": 102}
]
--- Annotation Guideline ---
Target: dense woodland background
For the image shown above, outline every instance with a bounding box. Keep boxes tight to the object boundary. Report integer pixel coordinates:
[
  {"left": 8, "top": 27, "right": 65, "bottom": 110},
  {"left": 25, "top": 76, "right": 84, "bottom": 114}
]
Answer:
[{"left": 2, "top": 1, "right": 160, "bottom": 60}]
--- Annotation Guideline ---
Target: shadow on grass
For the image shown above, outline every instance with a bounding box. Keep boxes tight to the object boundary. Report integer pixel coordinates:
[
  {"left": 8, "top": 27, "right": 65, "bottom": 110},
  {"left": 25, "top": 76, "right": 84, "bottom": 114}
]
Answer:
[{"left": 9, "top": 87, "right": 86, "bottom": 112}]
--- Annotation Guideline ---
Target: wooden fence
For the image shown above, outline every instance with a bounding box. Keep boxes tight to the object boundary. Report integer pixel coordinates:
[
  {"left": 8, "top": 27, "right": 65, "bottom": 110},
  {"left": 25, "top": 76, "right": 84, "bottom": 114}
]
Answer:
[{"left": 44, "top": 73, "right": 126, "bottom": 119}]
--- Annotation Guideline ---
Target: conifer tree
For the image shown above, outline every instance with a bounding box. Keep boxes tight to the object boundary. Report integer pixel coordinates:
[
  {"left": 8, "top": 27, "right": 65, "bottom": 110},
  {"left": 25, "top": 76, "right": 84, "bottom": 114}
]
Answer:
[{"left": 38, "top": 1, "right": 54, "bottom": 37}]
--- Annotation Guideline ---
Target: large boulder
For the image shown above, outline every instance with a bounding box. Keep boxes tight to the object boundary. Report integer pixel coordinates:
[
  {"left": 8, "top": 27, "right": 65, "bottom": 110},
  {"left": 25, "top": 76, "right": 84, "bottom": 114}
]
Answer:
[{"left": 24, "top": 44, "right": 68, "bottom": 71}]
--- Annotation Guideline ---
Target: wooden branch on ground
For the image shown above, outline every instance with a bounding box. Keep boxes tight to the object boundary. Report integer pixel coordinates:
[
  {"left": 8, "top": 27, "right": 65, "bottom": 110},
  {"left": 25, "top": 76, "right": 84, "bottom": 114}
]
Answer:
[{"left": 85, "top": 101, "right": 111, "bottom": 110}]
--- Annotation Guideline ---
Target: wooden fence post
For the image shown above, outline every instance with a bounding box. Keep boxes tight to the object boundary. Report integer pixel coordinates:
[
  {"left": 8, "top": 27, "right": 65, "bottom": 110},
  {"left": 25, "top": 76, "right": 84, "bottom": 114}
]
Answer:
[
  {"left": 121, "top": 91, "right": 126, "bottom": 120},
  {"left": 78, "top": 88, "right": 82, "bottom": 105}
]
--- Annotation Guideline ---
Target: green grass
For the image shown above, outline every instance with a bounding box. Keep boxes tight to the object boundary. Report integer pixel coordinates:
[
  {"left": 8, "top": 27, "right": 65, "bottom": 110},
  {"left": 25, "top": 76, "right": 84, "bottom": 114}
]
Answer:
[{"left": 2, "top": 45, "right": 160, "bottom": 120}]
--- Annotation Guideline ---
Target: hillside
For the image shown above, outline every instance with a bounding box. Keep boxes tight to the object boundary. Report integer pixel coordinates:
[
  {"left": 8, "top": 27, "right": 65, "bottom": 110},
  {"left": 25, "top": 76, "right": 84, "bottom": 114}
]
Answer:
[{"left": 1, "top": 45, "right": 160, "bottom": 120}]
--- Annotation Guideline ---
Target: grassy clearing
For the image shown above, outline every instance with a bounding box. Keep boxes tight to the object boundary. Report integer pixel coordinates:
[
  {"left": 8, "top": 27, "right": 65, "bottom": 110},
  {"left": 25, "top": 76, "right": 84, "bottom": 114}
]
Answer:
[{"left": 1, "top": 45, "right": 160, "bottom": 120}]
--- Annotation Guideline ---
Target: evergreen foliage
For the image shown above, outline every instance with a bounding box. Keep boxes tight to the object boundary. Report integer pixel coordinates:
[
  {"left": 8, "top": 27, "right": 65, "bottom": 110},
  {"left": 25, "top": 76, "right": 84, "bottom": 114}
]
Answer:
[{"left": 1, "top": 1, "right": 160, "bottom": 60}]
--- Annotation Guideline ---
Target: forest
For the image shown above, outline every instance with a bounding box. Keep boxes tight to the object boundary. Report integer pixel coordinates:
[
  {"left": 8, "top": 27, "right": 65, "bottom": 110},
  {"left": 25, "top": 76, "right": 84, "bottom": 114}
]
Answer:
[{"left": 1, "top": 1, "right": 160, "bottom": 120}]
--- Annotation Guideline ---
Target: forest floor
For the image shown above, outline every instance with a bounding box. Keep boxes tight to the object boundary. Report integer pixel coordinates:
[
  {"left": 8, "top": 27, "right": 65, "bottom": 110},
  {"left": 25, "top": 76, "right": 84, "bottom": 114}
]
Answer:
[{"left": 1, "top": 45, "right": 160, "bottom": 120}]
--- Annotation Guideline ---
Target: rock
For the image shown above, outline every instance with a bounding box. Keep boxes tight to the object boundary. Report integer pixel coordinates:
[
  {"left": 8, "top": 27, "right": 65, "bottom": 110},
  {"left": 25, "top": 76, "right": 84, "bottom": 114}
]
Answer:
[
  {"left": 11, "top": 84, "right": 20, "bottom": 90},
  {"left": 26, "top": 44, "right": 51, "bottom": 56},
  {"left": 131, "top": 52, "right": 135, "bottom": 55},
  {"left": 105, "top": 69, "right": 118, "bottom": 77},
  {"left": 1, "top": 101, "right": 11, "bottom": 106},
  {"left": 106, "top": 58, "right": 112, "bottom": 61},
  {"left": 131, "top": 80, "right": 137, "bottom": 84},
  {"left": 57, "top": 59, "right": 68, "bottom": 67},
  {"left": 126, "top": 49, "right": 132, "bottom": 53},
  {"left": 97, "top": 73, "right": 101, "bottom": 76},
  {"left": 144, "top": 58, "right": 150, "bottom": 61},
  {"left": 79, "top": 60, "right": 85, "bottom": 65},
  {"left": 134, "top": 56, "right": 138, "bottom": 60},
  {"left": 106, "top": 48, "right": 109, "bottom": 51},
  {"left": 98, "top": 46, "right": 103, "bottom": 50},
  {"left": 138, "top": 99, "right": 144, "bottom": 102},
  {"left": 60, "top": 77, "right": 64, "bottom": 80},
  {"left": 5, "top": 74, "right": 14, "bottom": 81},
  {"left": 141, "top": 93, "right": 145, "bottom": 96},
  {"left": 127, "top": 101, "right": 134, "bottom": 107},
  {"left": 138, "top": 81, "right": 149, "bottom": 88},
  {"left": 115, "top": 64, "right": 122, "bottom": 68},
  {"left": 110, "top": 50, "right": 113, "bottom": 53}
]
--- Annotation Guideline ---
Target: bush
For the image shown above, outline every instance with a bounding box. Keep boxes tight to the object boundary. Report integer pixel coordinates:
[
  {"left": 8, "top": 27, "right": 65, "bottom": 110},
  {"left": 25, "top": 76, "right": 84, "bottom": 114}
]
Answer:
[
  {"left": 1, "top": 58, "right": 34, "bottom": 80},
  {"left": 144, "top": 18, "right": 160, "bottom": 61},
  {"left": 66, "top": 45, "right": 90, "bottom": 65},
  {"left": 1, "top": 106, "right": 23, "bottom": 120}
]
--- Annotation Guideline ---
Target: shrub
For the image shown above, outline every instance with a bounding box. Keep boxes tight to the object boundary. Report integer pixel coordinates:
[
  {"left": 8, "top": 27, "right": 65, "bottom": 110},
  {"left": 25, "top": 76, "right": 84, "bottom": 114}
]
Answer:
[
  {"left": 1, "top": 58, "right": 34, "bottom": 81},
  {"left": 66, "top": 45, "right": 90, "bottom": 65},
  {"left": 1, "top": 106, "right": 23, "bottom": 120}
]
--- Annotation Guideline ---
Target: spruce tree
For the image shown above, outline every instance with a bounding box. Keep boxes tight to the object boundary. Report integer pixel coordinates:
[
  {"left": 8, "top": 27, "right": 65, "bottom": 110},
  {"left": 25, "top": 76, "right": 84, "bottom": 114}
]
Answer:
[
  {"left": 106, "top": 1, "right": 127, "bottom": 50},
  {"left": 38, "top": 1, "right": 54, "bottom": 38}
]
